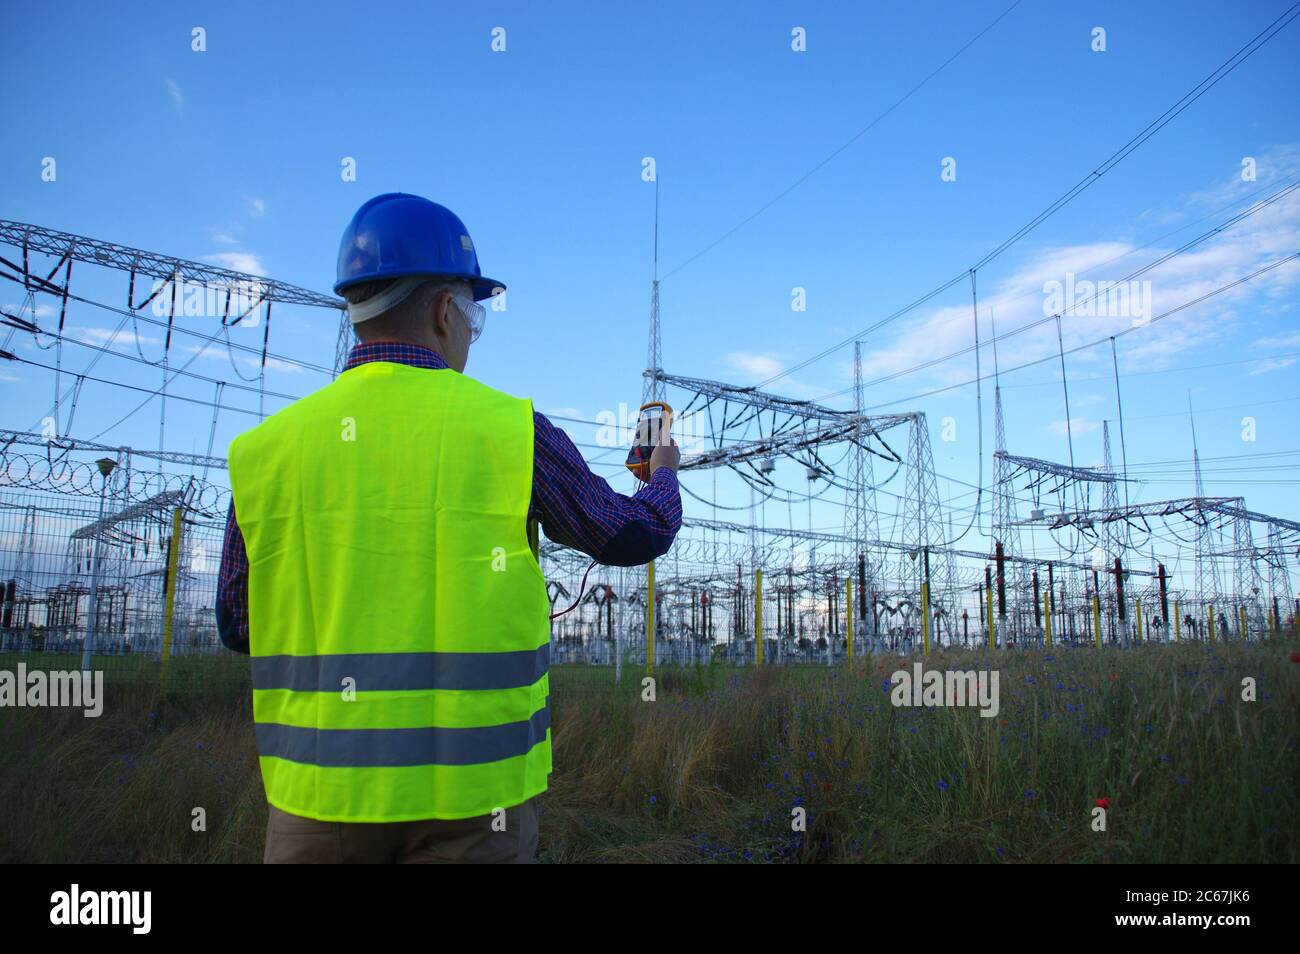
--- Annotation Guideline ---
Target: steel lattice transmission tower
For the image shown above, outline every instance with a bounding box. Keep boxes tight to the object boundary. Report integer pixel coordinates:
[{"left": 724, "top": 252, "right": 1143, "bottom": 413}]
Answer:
[
  {"left": 1101, "top": 422, "right": 1121, "bottom": 560},
  {"left": 1193, "top": 481, "right": 1224, "bottom": 634},
  {"left": 1266, "top": 524, "right": 1294, "bottom": 629},
  {"left": 642, "top": 180, "right": 664, "bottom": 406},
  {"left": 333, "top": 313, "right": 356, "bottom": 377},
  {"left": 847, "top": 341, "right": 881, "bottom": 640},
  {"left": 1233, "top": 512, "right": 1262, "bottom": 635},
  {"left": 1100, "top": 422, "right": 1124, "bottom": 641},
  {"left": 901, "top": 413, "right": 950, "bottom": 632},
  {"left": 991, "top": 384, "right": 1018, "bottom": 553},
  {"left": 1189, "top": 398, "right": 1222, "bottom": 629},
  {"left": 991, "top": 383, "right": 1027, "bottom": 640},
  {"left": 643, "top": 277, "right": 663, "bottom": 405}
]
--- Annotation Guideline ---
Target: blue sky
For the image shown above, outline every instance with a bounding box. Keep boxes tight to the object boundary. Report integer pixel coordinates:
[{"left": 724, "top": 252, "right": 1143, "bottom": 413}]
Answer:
[{"left": 2, "top": 0, "right": 1298, "bottom": 593}]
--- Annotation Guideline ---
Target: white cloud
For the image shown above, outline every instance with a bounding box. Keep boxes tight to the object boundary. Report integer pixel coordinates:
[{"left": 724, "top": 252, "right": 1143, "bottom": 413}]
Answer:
[
  {"left": 164, "top": 77, "right": 184, "bottom": 111},
  {"left": 723, "top": 351, "right": 783, "bottom": 379},
  {"left": 1185, "top": 143, "right": 1300, "bottom": 213},
  {"left": 2, "top": 303, "right": 53, "bottom": 320},
  {"left": 1248, "top": 356, "right": 1297, "bottom": 375},
  {"left": 247, "top": 197, "right": 265, "bottom": 218},
  {"left": 1252, "top": 330, "right": 1300, "bottom": 349},
  {"left": 262, "top": 355, "right": 304, "bottom": 374},
  {"left": 182, "top": 345, "right": 305, "bottom": 375},
  {"left": 719, "top": 351, "right": 840, "bottom": 400},
  {"left": 847, "top": 149, "right": 1300, "bottom": 398},
  {"left": 70, "top": 326, "right": 161, "bottom": 347},
  {"left": 204, "top": 251, "right": 268, "bottom": 276}
]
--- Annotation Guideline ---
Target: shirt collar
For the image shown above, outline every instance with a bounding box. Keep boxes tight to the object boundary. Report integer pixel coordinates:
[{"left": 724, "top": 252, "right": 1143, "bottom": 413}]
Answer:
[{"left": 343, "top": 341, "right": 450, "bottom": 372}]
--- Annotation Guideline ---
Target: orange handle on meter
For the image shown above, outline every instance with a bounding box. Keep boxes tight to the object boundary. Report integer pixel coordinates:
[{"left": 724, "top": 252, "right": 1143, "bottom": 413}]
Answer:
[{"left": 625, "top": 401, "right": 674, "bottom": 482}]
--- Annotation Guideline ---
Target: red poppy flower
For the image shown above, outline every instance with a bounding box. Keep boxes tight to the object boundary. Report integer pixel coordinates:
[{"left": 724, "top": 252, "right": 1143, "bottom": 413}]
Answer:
[
  {"left": 1290, "top": 651, "right": 1300, "bottom": 663},
  {"left": 999, "top": 719, "right": 1009, "bottom": 727},
  {"left": 1108, "top": 673, "right": 1120, "bottom": 682},
  {"left": 1095, "top": 797, "right": 1110, "bottom": 810}
]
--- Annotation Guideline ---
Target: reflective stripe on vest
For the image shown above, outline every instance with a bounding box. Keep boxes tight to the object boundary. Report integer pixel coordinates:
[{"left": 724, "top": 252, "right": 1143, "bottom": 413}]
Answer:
[
  {"left": 228, "top": 361, "right": 551, "bottom": 822},
  {"left": 250, "top": 645, "right": 550, "bottom": 692},
  {"left": 255, "top": 702, "right": 550, "bottom": 767}
]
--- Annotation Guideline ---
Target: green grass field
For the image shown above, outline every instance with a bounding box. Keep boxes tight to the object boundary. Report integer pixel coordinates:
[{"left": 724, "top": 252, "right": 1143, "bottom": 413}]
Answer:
[{"left": 1, "top": 641, "right": 1296, "bottom": 863}]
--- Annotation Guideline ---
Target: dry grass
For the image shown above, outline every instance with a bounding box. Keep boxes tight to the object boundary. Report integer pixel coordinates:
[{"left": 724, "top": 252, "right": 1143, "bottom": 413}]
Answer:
[{"left": 1, "top": 641, "right": 1296, "bottom": 863}]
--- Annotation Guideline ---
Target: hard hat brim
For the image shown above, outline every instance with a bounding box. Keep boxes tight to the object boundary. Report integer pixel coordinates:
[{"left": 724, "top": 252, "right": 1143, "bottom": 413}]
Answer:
[
  {"left": 333, "top": 273, "right": 506, "bottom": 301},
  {"left": 469, "top": 276, "right": 505, "bottom": 302}
]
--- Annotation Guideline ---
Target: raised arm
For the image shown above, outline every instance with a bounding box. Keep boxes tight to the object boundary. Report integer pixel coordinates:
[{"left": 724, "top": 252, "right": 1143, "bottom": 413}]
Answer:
[{"left": 530, "top": 411, "right": 681, "bottom": 566}]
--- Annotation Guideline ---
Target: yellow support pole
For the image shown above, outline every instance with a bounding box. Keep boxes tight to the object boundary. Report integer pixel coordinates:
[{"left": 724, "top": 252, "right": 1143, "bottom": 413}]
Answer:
[
  {"left": 754, "top": 569, "right": 763, "bottom": 666},
  {"left": 159, "top": 506, "right": 184, "bottom": 689},
  {"left": 921, "top": 581, "right": 931, "bottom": 655},
  {"left": 1043, "top": 591, "right": 1053, "bottom": 648},
  {"left": 845, "top": 576, "right": 854, "bottom": 664},
  {"left": 1239, "top": 605, "right": 1247, "bottom": 642},
  {"left": 986, "top": 582, "right": 995, "bottom": 649},
  {"left": 646, "top": 560, "right": 655, "bottom": 675},
  {"left": 1208, "top": 604, "right": 1216, "bottom": 644},
  {"left": 1174, "top": 600, "right": 1181, "bottom": 642},
  {"left": 1092, "top": 593, "right": 1102, "bottom": 648},
  {"left": 1135, "top": 599, "right": 1143, "bottom": 644}
]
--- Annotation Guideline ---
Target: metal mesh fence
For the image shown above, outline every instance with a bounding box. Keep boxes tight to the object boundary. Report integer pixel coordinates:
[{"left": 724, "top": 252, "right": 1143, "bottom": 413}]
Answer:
[
  {"left": 0, "top": 439, "right": 232, "bottom": 687},
  {"left": 3, "top": 434, "right": 1292, "bottom": 694}
]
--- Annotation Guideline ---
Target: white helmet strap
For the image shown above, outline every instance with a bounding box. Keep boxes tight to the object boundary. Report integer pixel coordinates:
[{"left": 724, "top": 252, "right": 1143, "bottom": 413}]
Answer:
[{"left": 346, "top": 276, "right": 429, "bottom": 325}]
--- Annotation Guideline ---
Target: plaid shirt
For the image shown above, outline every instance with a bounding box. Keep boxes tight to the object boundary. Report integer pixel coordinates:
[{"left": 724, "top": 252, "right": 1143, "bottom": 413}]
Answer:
[{"left": 216, "top": 341, "right": 681, "bottom": 653}]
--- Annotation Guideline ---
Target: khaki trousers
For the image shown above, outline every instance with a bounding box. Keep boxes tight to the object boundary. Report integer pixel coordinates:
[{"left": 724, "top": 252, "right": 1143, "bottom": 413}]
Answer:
[{"left": 263, "top": 798, "right": 539, "bottom": 864}]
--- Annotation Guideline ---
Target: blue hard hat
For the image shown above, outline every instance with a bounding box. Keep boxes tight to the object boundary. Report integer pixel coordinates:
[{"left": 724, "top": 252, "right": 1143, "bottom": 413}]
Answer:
[{"left": 333, "top": 193, "right": 505, "bottom": 301}]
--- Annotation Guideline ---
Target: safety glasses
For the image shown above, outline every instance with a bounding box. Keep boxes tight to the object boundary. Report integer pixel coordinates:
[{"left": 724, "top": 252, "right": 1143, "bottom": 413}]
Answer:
[{"left": 450, "top": 293, "right": 486, "bottom": 343}]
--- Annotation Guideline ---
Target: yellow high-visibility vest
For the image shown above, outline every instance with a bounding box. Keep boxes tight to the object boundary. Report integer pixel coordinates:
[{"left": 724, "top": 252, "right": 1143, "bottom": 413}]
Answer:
[{"left": 228, "top": 360, "right": 551, "bottom": 822}]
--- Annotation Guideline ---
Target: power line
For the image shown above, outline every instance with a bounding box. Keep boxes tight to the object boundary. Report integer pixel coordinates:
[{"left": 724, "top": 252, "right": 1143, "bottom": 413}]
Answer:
[
  {"left": 662, "top": 0, "right": 1027, "bottom": 280},
  {"left": 780, "top": 168, "right": 1300, "bottom": 409},
  {"left": 857, "top": 252, "right": 1300, "bottom": 412},
  {"left": 1001, "top": 351, "right": 1300, "bottom": 390},
  {"left": 4, "top": 322, "right": 304, "bottom": 404},
  {"left": 753, "top": 2, "right": 1300, "bottom": 390},
  {"left": 9, "top": 354, "right": 272, "bottom": 420}
]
